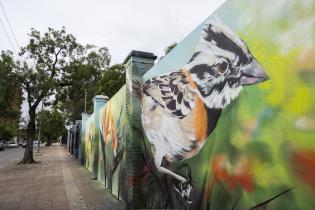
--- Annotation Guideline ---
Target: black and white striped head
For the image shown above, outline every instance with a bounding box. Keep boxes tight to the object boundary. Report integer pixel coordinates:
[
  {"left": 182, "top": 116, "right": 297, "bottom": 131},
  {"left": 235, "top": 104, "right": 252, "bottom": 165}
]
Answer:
[{"left": 186, "top": 18, "right": 269, "bottom": 109}]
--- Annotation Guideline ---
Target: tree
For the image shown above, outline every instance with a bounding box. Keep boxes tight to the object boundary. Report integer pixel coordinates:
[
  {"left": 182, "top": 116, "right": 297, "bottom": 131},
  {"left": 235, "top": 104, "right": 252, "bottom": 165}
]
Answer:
[
  {"left": 159, "top": 42, "right": 177, "bottom": 60},
  {"left": 54, "top": 46, "right": 111, "bottom": 121},
  {"left": 14, "top": 27, "right": 91, "bottom": 163},
  {"left": 13, "top": 27, "right": 111, "bottom": 163},
  {"left": 97, "top": 64, "right": 125, "bottom": 98},
  {"left": 17, "top": 124, "right": 27, "bottom": 143},
  {"left": 164, "top": 42, "right": 177, "bottom": 55},
  {"left": 38, "top": 109, "right": 66, "bottom": 146},
  {"left": 0, "top": 51, "right": 22, "bottom": 140}
]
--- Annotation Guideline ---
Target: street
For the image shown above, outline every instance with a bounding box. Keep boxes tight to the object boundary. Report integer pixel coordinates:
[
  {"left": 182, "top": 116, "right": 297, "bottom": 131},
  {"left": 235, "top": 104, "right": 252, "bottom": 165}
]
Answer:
[{"left": 0, "top": 148, "right": 24, "bottom": 170}]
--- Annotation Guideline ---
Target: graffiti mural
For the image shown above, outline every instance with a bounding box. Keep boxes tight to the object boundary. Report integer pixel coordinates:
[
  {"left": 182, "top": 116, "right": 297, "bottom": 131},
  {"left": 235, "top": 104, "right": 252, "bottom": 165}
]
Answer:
[
  {"left": 75, "top": 0, "right": 315, "bottom": 209},
  {"left": 99, "top": 87, "right": 127, "bottom": 201},
  {"left": 133, "top": 18, "right": 269, "bottom": 204},
  {"left": 84, "top": 114, "right": 95, "bottom": 172},
  {"left": 132, "top": 0, "right": 315, "bottom": 209}
]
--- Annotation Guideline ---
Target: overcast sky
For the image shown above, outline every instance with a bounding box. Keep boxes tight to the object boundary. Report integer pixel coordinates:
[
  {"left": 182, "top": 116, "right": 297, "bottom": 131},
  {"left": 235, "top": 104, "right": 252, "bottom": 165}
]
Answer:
[
  {"left": 0, "top": 0, "right": 225, "bottom": 64},
  {"left": 0, "top": 0, "right": 225, "bottom": 120}
]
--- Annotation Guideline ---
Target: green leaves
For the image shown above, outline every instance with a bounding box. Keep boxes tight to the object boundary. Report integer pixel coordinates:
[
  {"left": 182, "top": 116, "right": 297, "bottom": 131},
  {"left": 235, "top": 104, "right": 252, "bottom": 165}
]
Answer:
[
  {"left": 54, "top": 49, "right": 111, "bottom": 121},
  {"left": 97, "top": 64, "right": 125, "bottom": 98},
  {"left": 11, "top": 26, "right": 112, "bottom": 162},
  {"left": 0, "top": 51, "right": 22, "bottom": 139},
  {"left": 37, "top": 109, "right": 66, "bottom": 145}
]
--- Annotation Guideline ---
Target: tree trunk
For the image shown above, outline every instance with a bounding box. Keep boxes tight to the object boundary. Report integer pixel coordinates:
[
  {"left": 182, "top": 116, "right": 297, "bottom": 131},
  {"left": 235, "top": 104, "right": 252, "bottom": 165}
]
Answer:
[
  {"left": 46, "top": 138, "right": 52, "bottom": 146},
  {"left": 20, "top": 109, "right": 37, "bottom": 164}
]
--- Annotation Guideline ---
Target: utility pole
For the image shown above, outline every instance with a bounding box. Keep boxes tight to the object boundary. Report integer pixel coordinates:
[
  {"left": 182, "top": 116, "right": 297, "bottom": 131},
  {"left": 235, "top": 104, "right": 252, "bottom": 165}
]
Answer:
[
  {"left": 84, "top": 91, "right": 87, "bottom": 112},
  {"left": 37, "top": 102, "right": 43, "bottom": 153}
]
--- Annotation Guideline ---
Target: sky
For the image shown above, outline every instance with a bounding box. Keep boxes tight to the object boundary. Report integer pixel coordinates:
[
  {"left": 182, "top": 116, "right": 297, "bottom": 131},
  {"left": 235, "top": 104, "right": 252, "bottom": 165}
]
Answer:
[
  {"left": 0, "top": 0, "right": 225, "bottom": 121},
  {"left": 0, "top": 0, "right": 225, "bottom": 64}
]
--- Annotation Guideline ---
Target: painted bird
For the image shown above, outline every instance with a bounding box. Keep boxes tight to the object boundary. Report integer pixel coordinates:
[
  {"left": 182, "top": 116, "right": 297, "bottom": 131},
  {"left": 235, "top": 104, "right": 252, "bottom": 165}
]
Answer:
[{"left": 132, "top": 18, "right": 269, "bottom": 201}]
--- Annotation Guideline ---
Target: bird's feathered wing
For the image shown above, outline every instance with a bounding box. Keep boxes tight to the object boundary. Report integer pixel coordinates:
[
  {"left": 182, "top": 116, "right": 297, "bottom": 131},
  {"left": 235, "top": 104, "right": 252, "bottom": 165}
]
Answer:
[{"left": 142, "top": 70, "right": 196, "bottom": 119}]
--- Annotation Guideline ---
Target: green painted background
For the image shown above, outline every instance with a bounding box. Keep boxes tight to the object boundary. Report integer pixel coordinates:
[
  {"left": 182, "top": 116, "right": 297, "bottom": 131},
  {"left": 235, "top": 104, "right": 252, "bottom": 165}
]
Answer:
[{"left": 141, "top": 0, "right": 315, "bottom": 209}]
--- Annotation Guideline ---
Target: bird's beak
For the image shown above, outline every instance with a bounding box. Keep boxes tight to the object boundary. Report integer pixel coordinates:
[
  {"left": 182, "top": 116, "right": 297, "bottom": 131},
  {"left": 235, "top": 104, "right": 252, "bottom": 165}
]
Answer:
[{"left": 240, "top": 59, "right": 270, "bottom": 86}]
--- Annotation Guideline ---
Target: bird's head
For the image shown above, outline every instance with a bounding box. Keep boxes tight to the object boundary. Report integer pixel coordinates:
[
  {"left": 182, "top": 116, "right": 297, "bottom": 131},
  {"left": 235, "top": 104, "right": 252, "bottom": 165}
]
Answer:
[{"left": 186, "top": 18, "right": 269, "bottom": 109}]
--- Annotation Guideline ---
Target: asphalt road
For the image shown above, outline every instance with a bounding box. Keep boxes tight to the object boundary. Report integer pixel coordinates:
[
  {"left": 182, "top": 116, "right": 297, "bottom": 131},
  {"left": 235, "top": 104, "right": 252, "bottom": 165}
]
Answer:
[{"left": 0, "top": 147, "right": 24, "bottom": 170}]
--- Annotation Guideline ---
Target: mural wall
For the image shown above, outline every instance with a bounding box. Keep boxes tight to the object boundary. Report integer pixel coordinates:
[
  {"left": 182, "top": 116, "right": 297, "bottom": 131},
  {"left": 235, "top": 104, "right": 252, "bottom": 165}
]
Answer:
[
  {"left": 74, "top": 0, "right": 315, "bottom": 209},
  {"left": 136, "top": 0, "right": 315, "bottom": 209},
  {"left": 84, "top": 113, "right": 95, "bottom": 173},
  {"left": 80, "top": 90, "right": 127, "bottom": 204},
  {"left": 99, "top": 87, "right": 127, "bottom": 201}
]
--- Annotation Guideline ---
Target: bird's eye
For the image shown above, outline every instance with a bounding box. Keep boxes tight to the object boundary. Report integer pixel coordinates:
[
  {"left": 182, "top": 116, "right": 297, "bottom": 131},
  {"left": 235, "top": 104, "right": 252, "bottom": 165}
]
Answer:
[{"left": 215, "top": 62, "right": 228, "bottom": 74}]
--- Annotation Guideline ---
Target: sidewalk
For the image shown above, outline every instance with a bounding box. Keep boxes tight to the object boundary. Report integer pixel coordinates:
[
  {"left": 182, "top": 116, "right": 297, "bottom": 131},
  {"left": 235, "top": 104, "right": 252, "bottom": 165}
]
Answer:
[{"left": 0, "top": 145, "right": 125, "bottom": 210}]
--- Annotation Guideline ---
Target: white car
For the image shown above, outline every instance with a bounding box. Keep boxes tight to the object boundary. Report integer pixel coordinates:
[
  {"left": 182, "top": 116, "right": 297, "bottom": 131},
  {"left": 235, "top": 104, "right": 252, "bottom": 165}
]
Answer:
[{"left": 8, "top": 143, "right": 18, "bottom": 148}]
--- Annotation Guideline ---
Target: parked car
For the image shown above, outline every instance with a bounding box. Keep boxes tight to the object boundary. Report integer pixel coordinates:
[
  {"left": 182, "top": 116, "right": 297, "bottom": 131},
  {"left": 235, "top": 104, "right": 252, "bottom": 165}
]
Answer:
[
  {"left": 0, "top": 138, "right": 9, "bottom": 149},
  {"left": 0, "top": 141, "right": 4, "bottom": 151},
  {"left": 8, "top": 142, "right": 18, "bottom": 148},
  {"left": 33, "top": 140, "right": 38, "bottom": 146}
]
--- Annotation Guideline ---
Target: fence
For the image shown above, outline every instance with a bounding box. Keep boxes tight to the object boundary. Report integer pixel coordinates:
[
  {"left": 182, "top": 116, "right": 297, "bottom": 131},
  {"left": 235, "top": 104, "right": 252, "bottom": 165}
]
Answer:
[{"left": 67, "top": 0, "right": 315, "bottom": 209}]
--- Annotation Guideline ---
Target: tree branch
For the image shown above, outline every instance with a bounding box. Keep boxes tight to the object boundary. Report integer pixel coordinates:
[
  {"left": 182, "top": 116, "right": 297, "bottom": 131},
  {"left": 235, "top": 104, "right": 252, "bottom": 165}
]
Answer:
[
  {"left": 33, "top": 51, "right": 50, "bottom": 67},
  {"left": 49, "top": 45, "right": 65, "bottom": 79},
  {"left": 16, "top": 81, "right": 28, "bottom": 91},
  {"left": 58, "top": 81, "right": 72, "bottom": 87},
  {"left": 31, "top": 90, "right": 47, "bottom": 111}
]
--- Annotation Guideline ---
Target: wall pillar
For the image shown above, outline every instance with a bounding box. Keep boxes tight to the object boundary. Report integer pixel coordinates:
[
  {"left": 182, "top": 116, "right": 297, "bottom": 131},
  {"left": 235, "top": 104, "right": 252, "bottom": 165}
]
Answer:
[
  {"left": 74, "top": 120, "right": 81, "bottom": 159},
  {"left": 67, "top": 126, "right": 71, "bottom": 152},
  {"left": 91, "top": 95, "right": 109, "bottom": 179},
  {"left": 71, "top": 123, "right": 76, "bottom": 155},
  {"left": 80, "top": 112, "right": 90, "bottom": 165},
  {"left": 124, "top": 50, "right": 157, "bottom": 209}
]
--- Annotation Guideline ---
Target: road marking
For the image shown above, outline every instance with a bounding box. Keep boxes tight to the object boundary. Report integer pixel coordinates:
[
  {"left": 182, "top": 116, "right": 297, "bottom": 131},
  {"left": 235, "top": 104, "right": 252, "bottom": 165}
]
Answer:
[{"left": 59, "top": 147, "right": 87, "bottom": 210}]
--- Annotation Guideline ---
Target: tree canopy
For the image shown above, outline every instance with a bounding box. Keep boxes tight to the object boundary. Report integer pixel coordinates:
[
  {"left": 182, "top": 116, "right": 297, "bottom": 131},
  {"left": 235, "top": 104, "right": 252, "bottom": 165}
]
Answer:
[
  {"left": 6, "top": 26, "right": 127, "bottom": 163},
  {"left": 0, "top": 51, "right": 22, "bottom": 140},
  {"left": 54, "top": 46, "right": 111, "bottom": 122},
  {"left": 164, "top": 42, "right": 177, "bottom": 55},
  {"left": 13, "top": 27, "right": 111, "bottom": 163},
  {"left": 97, "top": 64, "right": 125, "bottom": 98},
  {"left": 37, "top": 109, "right": 66, "bottom": 146},
  {"left": 159, "top": 42, "right": 177, "bottom": 60}
]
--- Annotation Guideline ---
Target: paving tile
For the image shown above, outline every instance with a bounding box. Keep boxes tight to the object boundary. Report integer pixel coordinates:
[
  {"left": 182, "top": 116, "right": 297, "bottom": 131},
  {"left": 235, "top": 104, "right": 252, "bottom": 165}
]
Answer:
[{"left": 0, "top": 145, "right": 125, "bottom": 210}]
